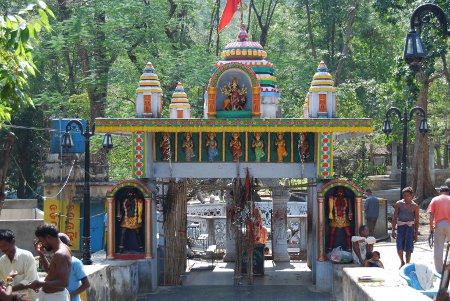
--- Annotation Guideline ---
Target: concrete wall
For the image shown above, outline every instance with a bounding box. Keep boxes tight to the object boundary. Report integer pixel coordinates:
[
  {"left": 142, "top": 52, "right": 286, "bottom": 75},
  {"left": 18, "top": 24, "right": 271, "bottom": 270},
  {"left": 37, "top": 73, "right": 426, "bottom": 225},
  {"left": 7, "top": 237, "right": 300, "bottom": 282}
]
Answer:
[
  {"left": 2, "top": 199, "right": 37, "bottom": 209},
  {"left": 0, "top": 219, "right": 44, "bottom": 254},
  {"left": 86, "top": 259, "right": 157, "bottom": 301},
  {"left": 0, "top": 209, "right": 43, "bottom": 220}
]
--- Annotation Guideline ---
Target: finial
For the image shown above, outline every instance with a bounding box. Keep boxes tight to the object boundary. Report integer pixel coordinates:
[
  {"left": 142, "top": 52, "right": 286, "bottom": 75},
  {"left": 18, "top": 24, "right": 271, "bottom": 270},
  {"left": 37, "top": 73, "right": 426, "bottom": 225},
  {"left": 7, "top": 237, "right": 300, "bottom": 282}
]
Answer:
[
  {"left": 237, "top": 24, "right": 249, "bottom": 42},
  {"left": 317, "top": 61, "right": 328, "bottom": 72}
]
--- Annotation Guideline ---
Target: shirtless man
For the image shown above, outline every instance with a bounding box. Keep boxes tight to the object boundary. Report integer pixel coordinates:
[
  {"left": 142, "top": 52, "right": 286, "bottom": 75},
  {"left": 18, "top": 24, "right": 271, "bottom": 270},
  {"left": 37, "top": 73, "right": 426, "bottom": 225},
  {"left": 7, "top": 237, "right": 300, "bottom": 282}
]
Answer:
[{"left": 26, "top": 224, "right": 72, "bottom": 301}]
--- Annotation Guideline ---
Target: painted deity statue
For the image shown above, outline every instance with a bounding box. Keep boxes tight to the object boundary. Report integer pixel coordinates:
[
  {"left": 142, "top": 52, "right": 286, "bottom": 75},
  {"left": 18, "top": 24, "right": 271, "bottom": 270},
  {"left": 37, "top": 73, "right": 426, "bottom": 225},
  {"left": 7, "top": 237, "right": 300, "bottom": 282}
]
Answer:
[
  {"left": 160, "top": 132, "right": 170, "bottom": 161},
  {"left": 274, "top": 132, "right": 288, "bottom": 162},
  {"left": 117, "top": 190, "right": 144, "bottom": 253},
  {"left": 328, "top": 187, "right": 353, "bottom": 251},
  {"left": 221, "top": 77, "right": 248, "bottom": 111},
  {"left": 229, "top": 132, "right": 242, "bottom": 162},
  {"left": 252, "top": 132, "right": 265, "bottom": 162},
  {"left": 205, "top": 132, "right": 219, "bottom": 162},
  {"left": 298, "top": 133, "right": 310, "bottom": 162},
  {"left": 182, "top": 132, "right": 195, "bottom": 162},
  {"left": 237, "top": 24, "right": 249, "bottom": 42}
]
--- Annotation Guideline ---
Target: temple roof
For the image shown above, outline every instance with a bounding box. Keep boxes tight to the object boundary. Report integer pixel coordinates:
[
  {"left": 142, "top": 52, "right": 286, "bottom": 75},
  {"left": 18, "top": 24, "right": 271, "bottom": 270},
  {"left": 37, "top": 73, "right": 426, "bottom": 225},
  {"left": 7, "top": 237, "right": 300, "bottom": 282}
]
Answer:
[
  {"left": 309, "top": 61, "right": 336, "bottom": 93},
  {"left": 136, "top": 62, "right": 163, "bottom": 94}
]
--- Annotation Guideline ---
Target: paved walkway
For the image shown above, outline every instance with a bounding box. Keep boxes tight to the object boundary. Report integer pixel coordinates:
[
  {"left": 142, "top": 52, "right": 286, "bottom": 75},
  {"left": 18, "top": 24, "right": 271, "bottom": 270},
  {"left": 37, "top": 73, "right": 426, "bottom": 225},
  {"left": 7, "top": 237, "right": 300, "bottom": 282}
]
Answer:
[{"left": 138, "top": 240, "right": 441, "bottom": 301}]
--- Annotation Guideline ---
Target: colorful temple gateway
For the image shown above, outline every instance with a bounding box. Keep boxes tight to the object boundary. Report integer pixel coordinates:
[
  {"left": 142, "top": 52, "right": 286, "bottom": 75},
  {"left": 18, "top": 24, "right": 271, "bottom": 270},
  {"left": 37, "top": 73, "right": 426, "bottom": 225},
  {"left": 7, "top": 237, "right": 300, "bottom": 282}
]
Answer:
[{"left": 95, "top": 29, "right": 372, "bottom": 291}]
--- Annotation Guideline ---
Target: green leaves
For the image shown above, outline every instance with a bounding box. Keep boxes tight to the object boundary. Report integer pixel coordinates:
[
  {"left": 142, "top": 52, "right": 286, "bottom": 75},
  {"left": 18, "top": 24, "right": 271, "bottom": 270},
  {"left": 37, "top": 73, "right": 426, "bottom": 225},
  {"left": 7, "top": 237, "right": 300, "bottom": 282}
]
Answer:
[{"left": 0, "top": 1, "right": 54, "bottom": 123}]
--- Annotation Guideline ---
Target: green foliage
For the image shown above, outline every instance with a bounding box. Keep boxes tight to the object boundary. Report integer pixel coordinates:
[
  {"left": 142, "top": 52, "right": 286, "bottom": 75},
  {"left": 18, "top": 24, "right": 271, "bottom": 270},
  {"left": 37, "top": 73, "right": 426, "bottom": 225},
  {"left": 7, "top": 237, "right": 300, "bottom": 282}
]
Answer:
[{"left": 0, "top": 1, "right": 53, "bottom": 122}]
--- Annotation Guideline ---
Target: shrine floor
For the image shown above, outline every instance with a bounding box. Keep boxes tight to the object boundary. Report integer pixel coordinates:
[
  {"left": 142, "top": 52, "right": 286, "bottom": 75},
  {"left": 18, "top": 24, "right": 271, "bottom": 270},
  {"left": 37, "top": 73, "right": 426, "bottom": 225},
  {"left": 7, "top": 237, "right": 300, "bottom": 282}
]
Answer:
[{"left": 137, "top": 261, "right": 333, "bottom": 301}]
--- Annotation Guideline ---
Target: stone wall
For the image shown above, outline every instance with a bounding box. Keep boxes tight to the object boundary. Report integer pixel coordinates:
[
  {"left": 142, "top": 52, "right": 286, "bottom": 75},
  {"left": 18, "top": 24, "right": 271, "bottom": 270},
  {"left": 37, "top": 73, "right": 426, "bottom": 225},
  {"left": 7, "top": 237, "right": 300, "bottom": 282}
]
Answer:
[
  {"left": 0, "top": 219, "right": 44, "bottom": 254},
  {"left": 86, "top": 259, "right": 156, "bottom": 301}
]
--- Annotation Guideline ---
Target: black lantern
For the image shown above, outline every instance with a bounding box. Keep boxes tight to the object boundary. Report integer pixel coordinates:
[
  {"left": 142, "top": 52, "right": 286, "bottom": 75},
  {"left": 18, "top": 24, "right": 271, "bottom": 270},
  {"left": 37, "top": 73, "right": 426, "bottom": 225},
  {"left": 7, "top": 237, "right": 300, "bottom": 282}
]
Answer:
[{"left": 404, "top": 4, "right": 450, "bottom": 67}]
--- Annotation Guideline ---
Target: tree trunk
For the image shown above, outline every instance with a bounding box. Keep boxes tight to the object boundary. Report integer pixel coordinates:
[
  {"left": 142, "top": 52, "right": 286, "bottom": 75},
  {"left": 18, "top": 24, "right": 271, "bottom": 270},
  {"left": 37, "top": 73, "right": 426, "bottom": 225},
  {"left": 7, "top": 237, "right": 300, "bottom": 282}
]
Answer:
[
  {"left": 411, "top": 70, "right": 438, "bottom": 202},
  {"left": 334, "top": 0, "right": 361, "bottom": 87},
  {"left": 163, "top": 180, "right": 187, "bottom": 285},
  {"left": 435, "top": 143, "right": 442, "bottom": 169},
  {"left": 304, "top": 0, "right": 317, "bottom": 60},
  {"left": 0, "top": 133, "right": 16, "bottom": 211}
]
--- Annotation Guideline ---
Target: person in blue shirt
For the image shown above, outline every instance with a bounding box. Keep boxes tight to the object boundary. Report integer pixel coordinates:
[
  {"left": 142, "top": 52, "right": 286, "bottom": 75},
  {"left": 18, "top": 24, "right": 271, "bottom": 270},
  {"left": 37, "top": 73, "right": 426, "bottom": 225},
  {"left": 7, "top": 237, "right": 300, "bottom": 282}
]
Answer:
[{"left": 35, "top": 233, "right": 90, "bottom": 301}]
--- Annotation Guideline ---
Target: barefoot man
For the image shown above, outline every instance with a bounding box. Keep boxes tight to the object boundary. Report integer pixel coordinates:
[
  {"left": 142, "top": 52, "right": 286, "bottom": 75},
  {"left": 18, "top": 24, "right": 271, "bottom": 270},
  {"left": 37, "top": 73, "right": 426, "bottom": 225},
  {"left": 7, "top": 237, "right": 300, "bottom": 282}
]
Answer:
[
  {"left": 391, "top": 186, "right": 419, "bottom": 268},
  {"left": 27, "top": 224, "right": 71, "bottom": 301}
]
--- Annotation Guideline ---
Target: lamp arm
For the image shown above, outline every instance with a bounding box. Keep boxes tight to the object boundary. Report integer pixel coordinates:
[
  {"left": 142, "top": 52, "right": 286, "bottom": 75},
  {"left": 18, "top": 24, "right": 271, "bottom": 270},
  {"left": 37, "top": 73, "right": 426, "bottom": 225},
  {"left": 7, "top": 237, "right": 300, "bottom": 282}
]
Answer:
[
  {"left": 409, "top": 106, "right": 426, "bottom": 121},
  {"left": 410, "top": 3, "right": 450, "bottom": 36},
  {"left": 65, "top": 119, "right": 84, "bottom": 133},
  {"left": 385, "top": 107, "right": 402, "bottom": 121}
]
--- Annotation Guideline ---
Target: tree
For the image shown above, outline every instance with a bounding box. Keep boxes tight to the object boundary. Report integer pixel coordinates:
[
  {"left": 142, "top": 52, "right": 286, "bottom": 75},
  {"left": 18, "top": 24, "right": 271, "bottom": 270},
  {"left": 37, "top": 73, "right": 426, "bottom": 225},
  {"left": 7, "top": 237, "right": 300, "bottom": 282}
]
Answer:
[
  {"left": 1, "top": 1, "right": 52, "bottom": 208},
  {"left": 0, "top": 1, "right": 53, "bottom": 122}
]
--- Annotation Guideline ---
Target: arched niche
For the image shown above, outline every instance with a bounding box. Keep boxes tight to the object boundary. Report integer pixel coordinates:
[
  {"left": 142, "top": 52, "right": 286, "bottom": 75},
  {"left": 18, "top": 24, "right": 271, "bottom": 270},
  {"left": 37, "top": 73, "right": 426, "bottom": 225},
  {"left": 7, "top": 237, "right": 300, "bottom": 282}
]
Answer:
[
  {"left": 207, "top": 63, "right": 261, "bottom": 118},
  {"left": 316, "top": 179, "right": 364, "bottom": 261},
  {"left": 105, "top": 180, "right": 154, "bottom": 260}
]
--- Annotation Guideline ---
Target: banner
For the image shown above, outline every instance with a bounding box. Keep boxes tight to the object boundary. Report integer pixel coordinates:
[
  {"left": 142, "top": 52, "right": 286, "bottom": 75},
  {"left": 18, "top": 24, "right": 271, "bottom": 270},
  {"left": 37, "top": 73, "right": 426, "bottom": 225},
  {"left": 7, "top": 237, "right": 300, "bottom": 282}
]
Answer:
[{"left": 44, "top": 199, "right": 81, "bottom": 250}]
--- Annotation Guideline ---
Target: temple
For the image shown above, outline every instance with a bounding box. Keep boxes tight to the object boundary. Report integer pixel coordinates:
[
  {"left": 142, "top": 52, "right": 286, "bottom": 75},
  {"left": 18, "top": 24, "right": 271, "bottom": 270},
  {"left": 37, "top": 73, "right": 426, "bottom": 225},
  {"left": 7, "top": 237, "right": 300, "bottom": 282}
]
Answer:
[{"left": 95, "top": 28, "right": 372, "bottom": 291}]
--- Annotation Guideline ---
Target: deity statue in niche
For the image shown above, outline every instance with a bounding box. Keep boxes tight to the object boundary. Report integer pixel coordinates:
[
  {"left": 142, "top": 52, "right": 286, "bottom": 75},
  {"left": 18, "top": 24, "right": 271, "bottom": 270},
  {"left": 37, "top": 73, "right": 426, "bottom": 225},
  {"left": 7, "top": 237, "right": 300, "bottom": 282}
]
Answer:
[
  {"left": 252, "top": 132, "right": 265, "bottom": 162},
  {"left": 116, "top": 189, "right": 144, "bottom": 253},
  {"left": 298, "top": 133, "right": 310, "bottom": 162},
  {"left": 221, "top": 77, "right": 248, "bottom": 111},
  {"left": 205, "top": 132, "right": 219, "bottom": 162},
  {"left": 328, "top": 186, "right": 353, "bottom": 251},
  {"left": 229, "top": 132, "right": 243, "bottom": 162},
  {"left": 182, "top": 132, "right": 195, "bottom": 162},
  {"left": 160, "top": 132, "right": 171, "bottom": 161},
  {"left": 274, "top": 132, "right": 287, "bottom": 162}
]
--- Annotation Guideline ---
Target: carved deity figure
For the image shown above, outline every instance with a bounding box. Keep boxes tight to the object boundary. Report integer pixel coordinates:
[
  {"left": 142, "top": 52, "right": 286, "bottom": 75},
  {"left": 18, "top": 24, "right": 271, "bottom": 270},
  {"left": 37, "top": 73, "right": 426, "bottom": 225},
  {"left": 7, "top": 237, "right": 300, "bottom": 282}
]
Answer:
[
  {"left": 205, "top": 132, "right": 219, "bottom": 162},
  {"left": 274, "top": 132, "right": 288, "bottom": 162},
  {"left": 252, "top": 132, "right": 265, "bottom": 162},
  {"left": 117, "top": 190, "right": 144, "bottom": 253},
  {"left": 328, "top": 186, "right": 353, "bottom": 251},
  {"left": 182, "top": 132, "right": 195, "bottom": 162},
  {"left": 221, "top": 78, "right": 248, "bottom": 111},
  {"left": 160, "top": 132, "right": 170, "bottom": 161},
  {"left": 229, "top": 132, "right": 242, "bottom": 162},
  {"left": 298, "top": 133, "right": 310, "bottom": 162},
  {"left": 237, "top": 24, "right": 249, "bottom": 41}
]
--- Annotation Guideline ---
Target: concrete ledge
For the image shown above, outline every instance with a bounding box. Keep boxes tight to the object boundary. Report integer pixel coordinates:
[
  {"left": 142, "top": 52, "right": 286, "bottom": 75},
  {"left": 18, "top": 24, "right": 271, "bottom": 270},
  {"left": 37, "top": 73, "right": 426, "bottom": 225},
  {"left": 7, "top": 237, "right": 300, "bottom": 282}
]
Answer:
[
  {"left": 85, "top": 259, "right": 157, "bottom": 301},
  {"left": 342, "top": 267, "right": 431, "bottom": 301}
]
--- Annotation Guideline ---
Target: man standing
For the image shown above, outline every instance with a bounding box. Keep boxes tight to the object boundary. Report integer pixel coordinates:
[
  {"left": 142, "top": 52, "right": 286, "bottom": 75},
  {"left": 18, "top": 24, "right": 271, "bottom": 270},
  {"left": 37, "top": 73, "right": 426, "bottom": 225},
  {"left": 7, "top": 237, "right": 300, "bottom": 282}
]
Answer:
[
  {"left": 35, "top": 233, "right": 90, "bottom": 301},
  {"left": 392, "top": 186, "right": 419, "bottom": 268},
  {"left": 0, "top": 229, "right": 38, "bottom": 301},
  {"left": 364, "top": 189, "right": 379, "bottom": 237},
  {"left": 428, "top": 186, "right": 450, "bottom": 273},
  {"left": 27, "top": 224, "right": 72, "bottom": 301}
]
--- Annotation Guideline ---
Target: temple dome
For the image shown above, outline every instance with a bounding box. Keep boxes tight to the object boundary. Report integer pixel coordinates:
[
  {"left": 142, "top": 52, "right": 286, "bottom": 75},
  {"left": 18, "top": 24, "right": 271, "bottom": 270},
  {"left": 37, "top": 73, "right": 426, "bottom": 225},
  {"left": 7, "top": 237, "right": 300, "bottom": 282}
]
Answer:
[
  {"left": 136, "top": 62, "right": 163, "bottom": 94},
  {"left": 308, "top": 61, "right": 336, "bottom": 93},
  {"left": 170, "top": 82, "right": 189, "bottom": 105},
  {"left": 213, "top": 28, "right": 280, "bottom": 98}
]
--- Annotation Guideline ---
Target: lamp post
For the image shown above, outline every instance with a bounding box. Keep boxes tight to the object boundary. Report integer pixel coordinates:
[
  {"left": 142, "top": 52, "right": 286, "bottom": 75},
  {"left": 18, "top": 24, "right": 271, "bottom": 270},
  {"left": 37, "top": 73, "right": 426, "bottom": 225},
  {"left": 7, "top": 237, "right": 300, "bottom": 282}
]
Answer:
[
  {"left": 404, "top": 3, "right": 450, "bottom": 67},
  {"left": 61, "top": 120, "right": 113, "bottom": 265},
  {"left": 382, "top": 106, "right": 428, "bottom": 199}
]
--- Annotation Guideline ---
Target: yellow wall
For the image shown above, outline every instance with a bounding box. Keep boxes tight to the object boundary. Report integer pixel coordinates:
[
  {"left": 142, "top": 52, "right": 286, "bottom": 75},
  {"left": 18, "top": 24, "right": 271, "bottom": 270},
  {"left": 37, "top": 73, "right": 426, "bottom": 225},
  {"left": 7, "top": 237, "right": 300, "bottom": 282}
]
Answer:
[{"left": 44, "top": 199, "right": 81, "bottom": 250}]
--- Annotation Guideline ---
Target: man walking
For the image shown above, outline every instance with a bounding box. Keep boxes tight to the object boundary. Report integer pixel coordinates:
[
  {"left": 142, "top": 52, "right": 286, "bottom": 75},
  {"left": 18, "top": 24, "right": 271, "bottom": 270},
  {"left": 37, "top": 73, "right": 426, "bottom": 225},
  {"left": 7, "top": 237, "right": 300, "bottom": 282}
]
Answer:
[
  {"left": 26, "top": 224, "right": 72, "bottom": 301},
  {"left": 392, "top": 186, "right": 419, "bottom": 268},
  {"left": 0, "top": 229, "right": 38, "bottom": 301},
  {"left": 364, "top": 189, "right": 379, "bottom": 237},
  {"left": 428, "top": 186, "right": 450, "bottom": 273}
]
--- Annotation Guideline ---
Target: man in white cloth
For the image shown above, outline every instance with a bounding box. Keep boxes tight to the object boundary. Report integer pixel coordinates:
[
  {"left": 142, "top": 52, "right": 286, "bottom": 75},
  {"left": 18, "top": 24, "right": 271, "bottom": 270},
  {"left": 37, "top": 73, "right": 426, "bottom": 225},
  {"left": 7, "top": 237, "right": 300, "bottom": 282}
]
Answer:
[
  {"left": 26, "top": 224, "right": 71, "bottom": 301},
  {"left": 0, "top": 229, "right": 38, "bottom": 300},
  {"left": 352, "top": 225, "right": 376, "bottom": 266}
]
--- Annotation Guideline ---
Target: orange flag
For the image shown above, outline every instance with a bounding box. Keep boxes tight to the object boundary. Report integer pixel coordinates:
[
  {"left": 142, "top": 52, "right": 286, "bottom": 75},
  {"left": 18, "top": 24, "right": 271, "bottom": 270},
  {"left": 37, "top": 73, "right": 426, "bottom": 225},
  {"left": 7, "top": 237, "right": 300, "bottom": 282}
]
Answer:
[{"left": 218, "top": 0, "right": 242, "bottom": 33}]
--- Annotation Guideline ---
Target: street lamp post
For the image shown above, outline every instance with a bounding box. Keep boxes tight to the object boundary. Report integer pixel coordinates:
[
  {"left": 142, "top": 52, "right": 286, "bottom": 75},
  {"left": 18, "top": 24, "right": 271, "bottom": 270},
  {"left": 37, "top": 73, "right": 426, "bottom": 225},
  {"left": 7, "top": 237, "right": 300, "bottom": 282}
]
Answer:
[
  {"left": 382, "top": 106, "right": 428, "bottom": 199},
  {"left": 62, "top": 119, "right": 95, "bottom": 265}
]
